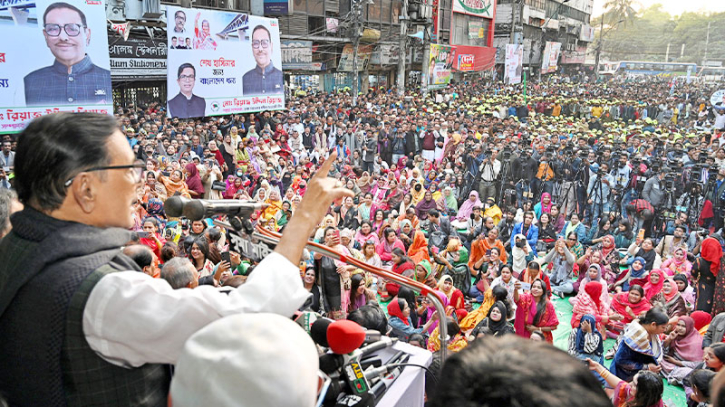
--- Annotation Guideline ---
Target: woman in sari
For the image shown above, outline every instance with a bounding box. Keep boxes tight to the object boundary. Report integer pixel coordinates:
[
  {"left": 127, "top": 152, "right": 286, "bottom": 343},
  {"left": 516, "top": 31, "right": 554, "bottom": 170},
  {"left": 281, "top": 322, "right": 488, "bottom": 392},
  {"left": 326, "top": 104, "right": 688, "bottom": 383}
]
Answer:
[
  {"left": 661, "top": 316, "right": 705, "bottom": 385},
  {"left": 470, "top": 247, "right": 505, "bottom": 300},
  {"left": 157, "top": 168, "right": 191, "bottom": 199},
  {"left": 607, "top": 285, "right": 652, "bottom": 335},
  {"left": 432, "top": 238, "right": 470, "bottom": 293},
  {"left": 452, "top": 191, "right": 482, "bottom": 228},
  {"left": 371, "top": 209, "right": 387, "bottom": 237},
  {"left": 573, "top": 252, "right": 610, "bottom": 295},
  {"left": 315, "top": 226, "right": 354, "bottom": 320},
  {"left": 428, "top": 318, "right": 468, "bottom": 353},
  {"left": 673, "top": 273, "right": 696, "bottom": 312},
  {"left": 587, "top": 361, "right": 664, "bottom": 407},
  {"left": 273, "top": 200, "right": 292, "bottom": 230},
  {"left": 438, "top": 275, "right": 465, "bottom": 311},
  {"left": 437, "top": 186, "right": 458, "bottom": 215},
  {"left": 571, "top": 264, "right": 609, "bottom": 307},
  {"left": 385, "top": 180, "right": 406, "bottom": 212},
  {"left": 414, "top": 259, "right": 438, "bottom": 290},
  {"left": 193, "top": 14, "right": 218, "bottom": 50},
  {"left": 692, "top": 237, "right": 721, "bottom": 313},
  {"left": 397, "top": 219, "right": 415, "bottom": 250},
  {"left": 385, "top": 248, "right": 415, "bottom": 297},
  {"left": 354, "top": 220, "right": 379, "bottom": 247},
  {"left": 335, "top": 196, "right": 359, "bottom": 231},
  {"left": 407, "top": 230, "right": 430, "bottom": 265},
  {"left": 609, "top": 308, "right": 668, "bottom": 382},
  {"left": 357, "top": 192, "right": 375, "bottom": 223},
  {"left": 260, "top": 188, "right": 283, "bottom": 226},
  {"left": 513, "top": 278, "right": 559, "bottom": 343},
  {"left": 369, "top": 178, "right": 389, "bottom": 209},
  {"left": 376, "top": 227, "right": 405, "bottom": 265},
  {"left": 386, "top": 296, "right": 437, "bottom": 341},
  {"left": 642, "top": 269, "right": 666, "bottom": 302},
  {"left": 534, "top": 192, "right": 553, "bottom": 219},
  {"left": 650, "top": 278, "right": 687, "bottom": 321},
  {"left": 661, "top": 246, "right": 692, "bottom": 279},
  {"left": 571, "top": 281, "right": 611, "bottom": 335}
]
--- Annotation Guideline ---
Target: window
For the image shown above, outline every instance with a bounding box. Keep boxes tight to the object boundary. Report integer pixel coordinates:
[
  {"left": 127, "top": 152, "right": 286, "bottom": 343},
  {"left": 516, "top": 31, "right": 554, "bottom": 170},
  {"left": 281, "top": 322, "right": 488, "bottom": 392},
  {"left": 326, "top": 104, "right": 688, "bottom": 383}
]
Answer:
[
  {"left": 368, "top": 1, "right": 381, "bottom": 21},
  {"left": 308, "top": 0, "right": 323, "bottom": 15},
  {"left": 451, "top": 14, "right": 490, "bottom": 46}
]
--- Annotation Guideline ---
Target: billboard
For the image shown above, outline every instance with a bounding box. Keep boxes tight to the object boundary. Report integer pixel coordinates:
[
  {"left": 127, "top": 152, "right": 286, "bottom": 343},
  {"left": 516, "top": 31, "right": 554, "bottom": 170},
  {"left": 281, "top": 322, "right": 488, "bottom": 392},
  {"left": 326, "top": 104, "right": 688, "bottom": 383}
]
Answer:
[
  {"left": 109, "top": 36, "right": 167, "bottom": 79},
  {"left": 263, "top": 0, "right": 290, "bottom": 15},
  {"left": 0, "top": 0, "right": 112, "bottom": 133},
  {"left": 504, "top": 44, "right": 523, "bottom": 84},
  {"left": 458, "top": 54, "right": 474, "bottom": 71},
  {"left": 338, "top": 44, "right": 372, "bottom": 72},
  {"left": 166, "top": 7, "right": 285, "bottom": 119},
  {"left": 541, "top": 41, "right": 561, "bottom": 74},
  {"left": 428, "top": 44, "right": 455, "bottom": 90},
  {"left": 452, "top": 0, "right": 494, "bottom": 18}
]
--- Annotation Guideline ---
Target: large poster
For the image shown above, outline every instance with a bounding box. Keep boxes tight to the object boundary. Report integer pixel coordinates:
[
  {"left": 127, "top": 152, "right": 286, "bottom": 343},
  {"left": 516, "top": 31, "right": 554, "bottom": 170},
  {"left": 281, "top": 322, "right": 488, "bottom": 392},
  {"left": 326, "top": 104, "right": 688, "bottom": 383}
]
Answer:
[
  {"left": 166, "top": 7, "right": 284, "bottom": 119},
  {"left": 452, "top": 0, "right": 494, "bottom": 18},
  {"left": 0, "top": 0, "right": 112, "bottom": 134},
  {"left": 504, "top": 44, "right": 523, "bottom": 84},
  {"left": 541, "top": 41, "right": 561, "bottom": 74},
  {"left": 428, "top": 44, "right": 455, "bottom": 90},
  {"left": 338, "top": 44, "right": 372, "bottom": 72}
]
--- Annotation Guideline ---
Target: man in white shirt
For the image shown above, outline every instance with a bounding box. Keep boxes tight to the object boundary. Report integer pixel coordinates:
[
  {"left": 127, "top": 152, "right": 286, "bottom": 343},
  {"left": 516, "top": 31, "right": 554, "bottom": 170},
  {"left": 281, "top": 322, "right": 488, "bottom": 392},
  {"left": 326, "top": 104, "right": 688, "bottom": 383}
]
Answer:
[
  {"left": 0, "top": 112, "right": 352, "bottom": 406},
  {"left": 478, "top": 148, "right": 502, "bottom": 203}
]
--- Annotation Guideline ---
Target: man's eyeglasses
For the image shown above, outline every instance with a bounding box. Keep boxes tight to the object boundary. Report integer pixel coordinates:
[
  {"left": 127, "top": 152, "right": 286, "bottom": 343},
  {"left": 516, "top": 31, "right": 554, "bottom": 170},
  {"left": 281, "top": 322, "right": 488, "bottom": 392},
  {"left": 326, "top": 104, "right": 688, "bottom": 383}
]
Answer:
[
  {"left": 567, "top": 238, "right": 577, "bottom": 241},
  {"left": 252, "top": 39, "right": 271, "bottom": 49},
  {"left": 64, "top": 161, "right": 145, "bottom": 187},
  {"left": 179, "top": 74, "right": 195, "bottom": 81},
  {"left": 44, "top": 23, "right": 86, "bottom": 37}
]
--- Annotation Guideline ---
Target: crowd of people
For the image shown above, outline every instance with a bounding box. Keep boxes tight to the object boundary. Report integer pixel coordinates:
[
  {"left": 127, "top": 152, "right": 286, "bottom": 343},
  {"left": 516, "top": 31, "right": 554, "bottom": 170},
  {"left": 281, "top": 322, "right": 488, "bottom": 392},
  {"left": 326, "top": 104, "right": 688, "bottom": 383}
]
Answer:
[{"left": 3, "top": 73, "right": 725, "bottom": 406}]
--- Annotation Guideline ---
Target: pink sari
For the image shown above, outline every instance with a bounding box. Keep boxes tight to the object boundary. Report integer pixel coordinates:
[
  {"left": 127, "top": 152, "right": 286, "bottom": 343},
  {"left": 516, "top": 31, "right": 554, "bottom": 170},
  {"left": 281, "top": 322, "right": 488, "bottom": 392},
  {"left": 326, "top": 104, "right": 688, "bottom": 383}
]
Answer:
[{"left": 514, "top": 292, "right": 559, "bottom": 343}]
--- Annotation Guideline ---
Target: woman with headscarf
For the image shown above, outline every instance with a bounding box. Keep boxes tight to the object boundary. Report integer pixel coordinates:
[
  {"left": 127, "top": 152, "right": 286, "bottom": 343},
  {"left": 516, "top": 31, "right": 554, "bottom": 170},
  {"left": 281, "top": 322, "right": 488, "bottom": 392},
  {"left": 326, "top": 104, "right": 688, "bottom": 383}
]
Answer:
[
  {"left": 220, "top": 134, "right": 235, "bottom": 177},
  {"left": 376, "top": 227, "right": 405, "bottom": 265},
  {"left": 513, "top": 278, "right": 559, "bottom": 343},
  {"left": 386, "top": 296, "right": 437, "bottom": 341},
  {"left": 386, "top": 248, "right": 415, "bottom": 298},
  {"left": 661, "top": 246, "right": 692, "bottom": 280},
  {"left": 260, "top": 188, "right": 283, "bottom": 227},
  {"left": 460, "top": 285, "right": 512, "bottom": 332},
  {"left": 622, "top": 238, "right": 659, "bottom": 272},
  {"left": 385, "top": 180, "right": 406, "bottom": 212},
  {"left": 691, "top": 311, "right": 712, "bottom": 335},
  {"left": 651, "top": 278, "right": 687, "bottom": 321},
  {"left": 438, "top": 275, "right": 465, "bottom": 311},
  {"left": 452, "top": 191, "right": 482, "bottom": 228},
  {"left": 642, "top": 269, "right": 666, "bottom": 302},
  {"left": 572, "top": 281, "right": 610, "bottom": 335},
  {"left": 673, "top": 273, "right": 696, "bottom": 312},
  {"left": 471, "top": 301, "right": 515, "bottom": 338},
  {"left": 414, "top": 259, "right": 438, "bottom": 290},
  {"left": 407, "top": 230, "right": 430, "bottom": 265},
  {"left": 692, "top": 237, "right": 722, "bottom": 313},
  {"left": 183, "top": 162, "right": 205, "bottom": 198},
  {"left": 314, "top": 215, "right": 337, "bottom": 243},
  {"left": 614, "top": 256, "right": 648, "bottom": 292},
  {"left": 437, "top": 186, "right": 458, "bottom": 215},
  {"left": 415, "top": 190, "right": 437, "bottom": 221},
  {"left": 409, "top": 180, "right": 426, "bottom": 206},
  {"left": 369, "top": 178, "right": 389, "bottom": 209},
  {"left": 534, "top": 192, "right": 553, "bottom": 219},
  {"left": 428, "top": 318, "right": 468, "bottom": 353},
  {"left": 397, "top": 219, "right": 415, "bottom": 250},
  {"left": 607, "top": 285, "right": 652, "bottom": 335},
  {"left": 661, "top": 316, "right": 706, "bottom": 385},
  {"left": 158, "top": 169, "right": 191, "bottom": 199},
  {"left": 433, "top": 238, "right": 469, "bottom": 294},
  {"left": 568, "top": 314, "right": 605, "bottom": 371}
]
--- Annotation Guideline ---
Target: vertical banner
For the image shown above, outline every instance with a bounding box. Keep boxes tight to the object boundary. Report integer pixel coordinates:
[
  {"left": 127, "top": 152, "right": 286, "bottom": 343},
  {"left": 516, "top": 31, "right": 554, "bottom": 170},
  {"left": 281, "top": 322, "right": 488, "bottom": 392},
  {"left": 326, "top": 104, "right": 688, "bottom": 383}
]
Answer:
[
  {"left": 166, "top": 7, "right": 285, "bottom": 118},
  {"left": 541, "top": 41, "right": 561, "bottom": 74},
  {"left": 428, "top": 44, "right": 455, "bottom": 90},
  {"left": 0, "top": 0, "right": 112, "bottom": 133},
  {"left": 431, "top": 0, "right": 440, "bottom": 42},
  {"left": 504, "top": 44, "right": 523, "bottom": 84}
]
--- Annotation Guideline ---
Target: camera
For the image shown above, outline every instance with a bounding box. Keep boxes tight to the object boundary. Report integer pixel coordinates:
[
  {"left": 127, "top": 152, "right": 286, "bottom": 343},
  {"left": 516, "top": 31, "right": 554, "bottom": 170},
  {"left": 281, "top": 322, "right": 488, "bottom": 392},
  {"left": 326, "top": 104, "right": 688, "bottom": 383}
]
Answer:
[
  {"left": 515, "top": 238, "right": 526, "bottom": 249},
  {"left": 415, "top": 184, "right": 422, "bottom": 191}
]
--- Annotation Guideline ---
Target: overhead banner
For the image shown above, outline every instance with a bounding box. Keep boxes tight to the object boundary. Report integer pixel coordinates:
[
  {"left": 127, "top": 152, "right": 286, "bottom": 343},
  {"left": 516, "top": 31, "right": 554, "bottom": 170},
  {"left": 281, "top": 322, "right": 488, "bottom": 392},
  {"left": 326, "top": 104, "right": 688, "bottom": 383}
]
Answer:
[
  {"left": 541, "top": 41, "right": 561, "bottom": 74},
  {"left": 504, "top": 44, "right": 523, "bottom": 84},
  {"left": 109, "top": 36, "right": 167, "bottom": 79},
  {"left": 560, "top": 45, "right": 586, "bottom": 64},
  {"left": 165, "top": 7, "right": 284, "bottom": 119},
  {"left": 580, "top": 25, "right": 595, "bottom": 42},
  {"left": 0, "top": 0, "right": 112, "bottom": 134},
  {"left": 454, "top": 45, "right": 496, "bottom": 71},
  {"left": 428, "top": 44, "right": 455, "bottom": 90},
  {"left": 371, "top": 44, "right": 399, "bottom": 66},
  {"left": 453, "top": 0, "right": 494, "bottom": 18},
  {"left": 338, "top": 44, "right": 372, "bottom": 72},
  {"left": 263, "top": 0, "right": 291, "bottom": 15}
]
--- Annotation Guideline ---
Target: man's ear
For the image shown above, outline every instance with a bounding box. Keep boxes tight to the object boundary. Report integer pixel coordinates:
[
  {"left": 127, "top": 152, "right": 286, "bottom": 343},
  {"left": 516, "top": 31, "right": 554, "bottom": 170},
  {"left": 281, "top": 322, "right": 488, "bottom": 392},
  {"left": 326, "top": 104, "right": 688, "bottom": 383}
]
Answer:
[{"left": 70, "top": 173, "right": 98, "bottom": 214}]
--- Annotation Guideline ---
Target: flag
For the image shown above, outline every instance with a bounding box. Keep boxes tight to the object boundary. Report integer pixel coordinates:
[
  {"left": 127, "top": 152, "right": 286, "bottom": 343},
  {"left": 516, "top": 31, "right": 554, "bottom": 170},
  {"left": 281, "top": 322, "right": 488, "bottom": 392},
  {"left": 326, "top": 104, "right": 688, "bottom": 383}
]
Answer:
[
  {"left": 523, "top": 71, "right": 527, "bottom": 103},
  {"left": 110, "top": 21, "right": 131, "bottom": 41}
]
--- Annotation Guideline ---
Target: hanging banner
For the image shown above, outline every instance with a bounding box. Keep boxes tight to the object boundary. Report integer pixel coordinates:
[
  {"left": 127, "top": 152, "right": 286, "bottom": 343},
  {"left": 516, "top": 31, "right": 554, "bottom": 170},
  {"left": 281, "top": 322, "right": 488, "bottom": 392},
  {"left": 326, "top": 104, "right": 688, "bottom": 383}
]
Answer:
[
  {"left": 263, "top": 0, "right": 291, "bottom": 15},
  {"left": 166, "top": 7, "right": 285, "bottom": 119},
  {"left": 431, "top": 0, "right": 440, "bottom": 42},
  {"left": 428, "top": 44, "right": 455, "bottom": 90},
  {"left": 452, "top": 0, "right": 494, "bottom": 18},
  {"left": 370, "top": 44, "right": 399, "bottom": 65},
  {"left": 504, "top": 44, "right": 523, "bottom": 84},
  {"left": 0, "top": 0, "right": 113, "bottom": 134},
  {"left": 540, "top": 41, "right": 561, "bottom": 74},
  {"left": 458, "top": 54, "right": 474, "bottom": 71},
  {"left": 560, "top": 45, "right": 586, "bottom": 64},
  {"left": 109, "top": 37, "right": 167, "bottom": 79},
  {"left": 338, "top": 44, "right": 372, "bottom": 72},
  {"left": 467, "top": 21, "right": 485, "bottom": 39}
]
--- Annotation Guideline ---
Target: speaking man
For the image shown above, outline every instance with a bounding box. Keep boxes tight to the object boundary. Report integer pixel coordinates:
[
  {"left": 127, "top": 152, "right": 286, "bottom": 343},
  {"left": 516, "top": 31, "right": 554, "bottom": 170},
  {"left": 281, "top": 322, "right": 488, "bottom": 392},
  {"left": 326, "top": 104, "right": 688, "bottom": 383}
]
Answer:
[
  {"left": 0, "top": 112, "right": 352, "bottom": 406},
  {"left": 24, "top": 2, "right": 112, "bottom": 106},
  {"left": 242, "top": 25, "right": 283, "bottom": 95},
  {"left": 167, "top": 63, "right": 206, "bottom": 119}
]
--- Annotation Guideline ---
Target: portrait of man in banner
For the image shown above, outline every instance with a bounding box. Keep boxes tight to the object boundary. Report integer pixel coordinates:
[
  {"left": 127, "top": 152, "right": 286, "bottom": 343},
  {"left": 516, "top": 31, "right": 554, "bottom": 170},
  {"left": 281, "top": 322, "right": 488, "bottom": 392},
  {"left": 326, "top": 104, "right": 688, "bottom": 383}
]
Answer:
[
  {"left": 23, "top": 2, "right": 112, "bottom": 106},
  {"left": 167, "top": 63, "right": 206, "bottom": 118},
  {"left": 242, "top": 25, "right": 283, "bottom": 95}
]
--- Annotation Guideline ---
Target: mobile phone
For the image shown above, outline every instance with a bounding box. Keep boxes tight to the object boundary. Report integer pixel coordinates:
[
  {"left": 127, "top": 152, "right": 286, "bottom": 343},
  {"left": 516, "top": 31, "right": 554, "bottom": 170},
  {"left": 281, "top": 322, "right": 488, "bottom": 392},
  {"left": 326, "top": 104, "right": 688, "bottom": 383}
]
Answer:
[
  {"left": 162, "top": 171, "right": 170, "bottom": 177},
  {"left": 137, "top": 231, "right": 149, "bottom": 238},
  {"left": 637, "top": 228, "right": 645, "bottom": 241},
  {"left": 485, "top": 249, "right": 492, "bottom": 256},
  {"left": 332, "top": 230, "right": 341, "bottom": 245},
  {"left": 221, "top": 251, "right": 231, "bottom": 264}
]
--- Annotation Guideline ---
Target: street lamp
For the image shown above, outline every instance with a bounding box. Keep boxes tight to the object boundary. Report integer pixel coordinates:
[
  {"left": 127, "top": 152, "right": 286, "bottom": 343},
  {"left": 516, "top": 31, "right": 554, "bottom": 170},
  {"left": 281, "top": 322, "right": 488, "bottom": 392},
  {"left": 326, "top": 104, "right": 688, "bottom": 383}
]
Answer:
[{"left": 594, "top": 18, "right": 624, "bottom": 80}]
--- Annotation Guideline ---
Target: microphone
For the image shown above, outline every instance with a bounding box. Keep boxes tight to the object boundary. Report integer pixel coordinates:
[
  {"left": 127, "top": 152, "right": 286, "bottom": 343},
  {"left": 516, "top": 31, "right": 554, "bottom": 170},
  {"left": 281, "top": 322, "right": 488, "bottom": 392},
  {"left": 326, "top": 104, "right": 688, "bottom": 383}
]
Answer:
[
  {"left": 362, "top": 329, "right": 383, "bottom": 344},
  {"left": 357, "top": 337, "right": 398, "bottom": 357},
  {"left": 165, "top": 196, "right": 267, "bottom": 220},
  {"left": 327, "top": 320, "right": 366, "bottom": 355},
  {"left": 310, "top": 318, "right": 333, "bottom": 348}
]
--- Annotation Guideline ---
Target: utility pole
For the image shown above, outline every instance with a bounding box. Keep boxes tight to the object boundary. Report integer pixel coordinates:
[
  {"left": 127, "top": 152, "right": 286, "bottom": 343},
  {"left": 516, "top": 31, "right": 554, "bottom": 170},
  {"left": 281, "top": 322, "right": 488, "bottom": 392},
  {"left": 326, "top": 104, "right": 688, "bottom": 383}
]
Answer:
[
  {"left": 510, "top": 0, "right": 516, "bottom": 44},
  {"left": 680, "top": 43, "right": 685, "bottom": 59},
  {"left": 422, "top": 23, "right": 430, "bottom": 97},
  {"left": 665, "top": 43, "right": 670, "bottom": 63},
  {"left": 352, "top": 0, "right": 362, "bottom": 106},
  {"left": 594, "top": 16, "right": 604, "bottom": 81},
  {"left": 703, "top": 21, "right": 711, "bottom": 65},
  {"left": 397, "top": 0, "right": 408, "bottom": 96}
]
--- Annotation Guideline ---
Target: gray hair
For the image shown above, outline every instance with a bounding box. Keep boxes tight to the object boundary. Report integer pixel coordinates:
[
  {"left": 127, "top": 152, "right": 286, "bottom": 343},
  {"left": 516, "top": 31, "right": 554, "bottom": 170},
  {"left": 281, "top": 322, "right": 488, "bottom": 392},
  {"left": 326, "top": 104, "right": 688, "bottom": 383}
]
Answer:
[{"left": 161, "top": 257, "right": 196, "bottom": 289}]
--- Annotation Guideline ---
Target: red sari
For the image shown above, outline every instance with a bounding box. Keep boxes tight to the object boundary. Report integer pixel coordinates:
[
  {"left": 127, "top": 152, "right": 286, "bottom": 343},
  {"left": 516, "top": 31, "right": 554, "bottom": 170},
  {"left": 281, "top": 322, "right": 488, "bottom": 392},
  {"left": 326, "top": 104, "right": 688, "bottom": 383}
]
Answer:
[
  {"left": 571, "top": 281, "right": 608, "bottom": 334},
  {"left": 514, "top": 292, "right": 559, "bottom": 343},
  {"left": 386, "top": 261, "right": 414, "bottom": 297},
  {"left": 607, "top": 291, "right": 652, "bottom": 334}
]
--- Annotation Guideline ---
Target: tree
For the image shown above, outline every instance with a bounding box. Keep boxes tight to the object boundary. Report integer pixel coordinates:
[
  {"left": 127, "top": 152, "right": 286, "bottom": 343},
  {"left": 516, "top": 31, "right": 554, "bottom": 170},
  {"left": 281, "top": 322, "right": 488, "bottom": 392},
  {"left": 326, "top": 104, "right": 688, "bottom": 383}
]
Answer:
[{"left": 603, "top": 0, "right": 638, "bottom": 27}]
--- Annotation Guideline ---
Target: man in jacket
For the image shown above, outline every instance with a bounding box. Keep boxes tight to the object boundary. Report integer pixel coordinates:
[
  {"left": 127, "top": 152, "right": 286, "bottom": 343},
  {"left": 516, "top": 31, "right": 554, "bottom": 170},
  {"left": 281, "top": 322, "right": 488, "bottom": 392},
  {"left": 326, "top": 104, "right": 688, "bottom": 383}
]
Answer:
[
  {"left": 641, "top": 172, "right": 666, "bottom": 208},
  {"left": 510, "top": 211, "right": 539, "bottom": 255}
]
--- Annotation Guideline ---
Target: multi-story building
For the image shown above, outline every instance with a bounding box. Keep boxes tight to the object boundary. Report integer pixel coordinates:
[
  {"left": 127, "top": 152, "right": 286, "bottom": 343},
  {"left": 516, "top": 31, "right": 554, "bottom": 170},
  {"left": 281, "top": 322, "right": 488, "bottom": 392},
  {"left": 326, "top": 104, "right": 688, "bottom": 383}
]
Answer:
[{"left": 493, "top": 0, "right": 594, "bottom": 76}]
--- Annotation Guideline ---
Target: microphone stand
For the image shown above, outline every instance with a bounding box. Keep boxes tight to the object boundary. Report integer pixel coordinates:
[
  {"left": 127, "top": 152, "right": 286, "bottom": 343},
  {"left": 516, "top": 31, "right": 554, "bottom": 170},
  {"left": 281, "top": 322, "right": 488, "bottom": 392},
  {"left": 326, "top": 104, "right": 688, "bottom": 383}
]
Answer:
[{"left": 212, "top": 220, "right": 450, "bottom": 363}]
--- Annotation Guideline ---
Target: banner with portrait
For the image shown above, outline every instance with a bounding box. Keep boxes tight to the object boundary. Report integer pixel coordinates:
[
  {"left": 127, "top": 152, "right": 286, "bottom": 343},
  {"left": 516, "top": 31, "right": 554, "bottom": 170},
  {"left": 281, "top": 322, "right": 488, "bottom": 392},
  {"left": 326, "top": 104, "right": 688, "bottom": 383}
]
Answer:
[
  {"left": 428, "top": 44, "right": 455, "bottom": 90},
  {"left": 541, "top": 41, "right": 561, "bottom": 74},
  {"left": 166, "top": 7, "right": 285, "bottom": 119},
  {"left": 504, "top": 44, "right": 523, "bottom": 84},
  {"left": 0, "top": 0, "right": 112, "bottom": 134}
]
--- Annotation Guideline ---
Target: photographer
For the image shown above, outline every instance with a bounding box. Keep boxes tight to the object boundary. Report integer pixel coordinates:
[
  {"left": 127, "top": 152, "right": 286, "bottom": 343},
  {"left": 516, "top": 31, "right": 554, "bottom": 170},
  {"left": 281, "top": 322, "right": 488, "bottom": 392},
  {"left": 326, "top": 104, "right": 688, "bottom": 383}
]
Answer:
[
  {"left": 478, "top": 148, "right": 501, "bottom": 203},
  {"left": 510, "top": 149, "right": 537, "bottom": 207},
  {"left": 641, "top": 171, "right": 665, "bottom": 209},
  {"left": 707, "top": 168, "right": 725, "bottom": 232},
  {"left": 611, "top": 153, "right": 632, "bottom": 218},
  {"left": 510, "top": 211, "right": 539, "bottom": 256},
  {"left": 586, "top": 163, "right": 613, "bottom": 225}
]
